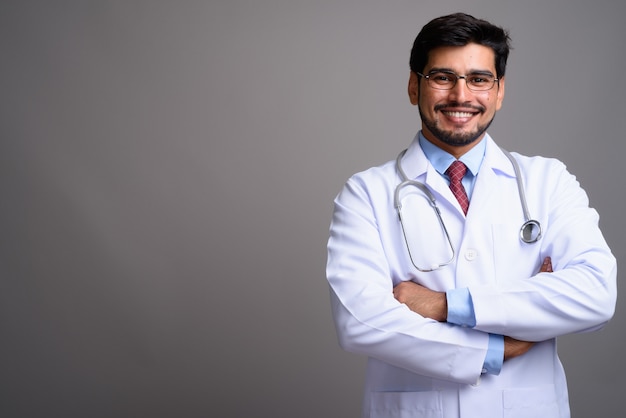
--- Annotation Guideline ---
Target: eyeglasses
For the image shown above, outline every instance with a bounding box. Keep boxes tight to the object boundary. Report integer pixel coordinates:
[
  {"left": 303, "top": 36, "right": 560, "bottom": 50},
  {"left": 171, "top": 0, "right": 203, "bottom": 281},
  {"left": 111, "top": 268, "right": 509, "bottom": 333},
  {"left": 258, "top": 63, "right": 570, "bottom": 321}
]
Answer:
[{"left": 417, "top": 71, "right": 499, "bottom": 91}]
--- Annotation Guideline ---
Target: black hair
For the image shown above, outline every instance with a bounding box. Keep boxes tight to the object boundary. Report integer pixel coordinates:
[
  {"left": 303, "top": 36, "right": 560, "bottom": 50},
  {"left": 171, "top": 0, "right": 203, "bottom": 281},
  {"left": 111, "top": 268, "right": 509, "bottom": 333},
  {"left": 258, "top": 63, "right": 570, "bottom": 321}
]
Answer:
[{"left": 409, "top": 13, "right": 511, "bottom": 78}]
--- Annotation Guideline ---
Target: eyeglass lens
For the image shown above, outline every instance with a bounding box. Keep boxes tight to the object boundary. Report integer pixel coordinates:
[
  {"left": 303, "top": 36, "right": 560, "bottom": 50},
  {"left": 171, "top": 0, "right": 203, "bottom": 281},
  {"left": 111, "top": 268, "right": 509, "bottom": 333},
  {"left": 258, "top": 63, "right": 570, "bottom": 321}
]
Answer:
[{"left": 425, "top": 71, "right": 497, "bottom": 91}]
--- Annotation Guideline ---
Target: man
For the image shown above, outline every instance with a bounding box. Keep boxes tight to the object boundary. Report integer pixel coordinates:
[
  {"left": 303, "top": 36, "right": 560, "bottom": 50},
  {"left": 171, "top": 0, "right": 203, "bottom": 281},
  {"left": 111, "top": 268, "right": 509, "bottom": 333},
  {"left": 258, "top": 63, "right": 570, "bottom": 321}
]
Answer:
[{"left": 326, "top": 13, "right": 616, "bottom": 418}]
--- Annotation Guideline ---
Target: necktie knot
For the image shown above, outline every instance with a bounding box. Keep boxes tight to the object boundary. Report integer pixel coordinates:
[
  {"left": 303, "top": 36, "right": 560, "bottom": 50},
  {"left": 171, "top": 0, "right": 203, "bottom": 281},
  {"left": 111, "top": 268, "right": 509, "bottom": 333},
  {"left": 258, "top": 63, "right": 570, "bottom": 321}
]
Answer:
[
  {"left": 446, "top": 160, "right": 467, "bottom": 183},
  {"left": 446, "top": 161, "right": 469, "bottom": 215}
]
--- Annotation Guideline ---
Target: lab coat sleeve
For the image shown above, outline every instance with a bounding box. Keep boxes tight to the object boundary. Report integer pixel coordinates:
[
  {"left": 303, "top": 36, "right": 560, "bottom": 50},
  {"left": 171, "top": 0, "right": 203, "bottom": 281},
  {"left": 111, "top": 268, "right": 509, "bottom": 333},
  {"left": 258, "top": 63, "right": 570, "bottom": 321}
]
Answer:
[
  {"left": 470, "top": 158, "right": 617, "bottom": 341},
  {"left": 327, "top": 174, "right": 491, "bottom": 384}
]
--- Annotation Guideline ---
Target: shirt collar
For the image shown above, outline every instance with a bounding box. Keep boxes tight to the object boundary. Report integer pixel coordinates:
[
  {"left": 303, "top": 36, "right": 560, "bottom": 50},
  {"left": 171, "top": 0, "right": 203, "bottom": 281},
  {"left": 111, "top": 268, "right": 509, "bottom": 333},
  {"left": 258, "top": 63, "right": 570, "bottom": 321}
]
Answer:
[{"left": 418, "top": 131, "right": 486, "bottom": 177}]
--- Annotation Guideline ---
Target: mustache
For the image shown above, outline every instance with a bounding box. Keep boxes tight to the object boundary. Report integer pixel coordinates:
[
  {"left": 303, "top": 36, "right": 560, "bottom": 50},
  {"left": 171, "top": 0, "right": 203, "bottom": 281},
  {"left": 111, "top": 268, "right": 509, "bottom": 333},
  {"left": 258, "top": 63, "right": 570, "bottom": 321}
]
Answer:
[{"left": 434, "top": 102, "right": 485, "bottom": 113}]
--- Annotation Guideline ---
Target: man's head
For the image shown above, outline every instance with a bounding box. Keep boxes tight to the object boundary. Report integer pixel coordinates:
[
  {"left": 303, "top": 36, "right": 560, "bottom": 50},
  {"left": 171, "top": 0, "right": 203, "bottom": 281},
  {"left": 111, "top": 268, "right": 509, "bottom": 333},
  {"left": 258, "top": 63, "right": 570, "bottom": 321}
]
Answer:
[
  {"left": 408, "top": 13, "right": 511, "bottom": 156},
  {"left": 410, "top": 13, "right": 511, "bottom": 79}
]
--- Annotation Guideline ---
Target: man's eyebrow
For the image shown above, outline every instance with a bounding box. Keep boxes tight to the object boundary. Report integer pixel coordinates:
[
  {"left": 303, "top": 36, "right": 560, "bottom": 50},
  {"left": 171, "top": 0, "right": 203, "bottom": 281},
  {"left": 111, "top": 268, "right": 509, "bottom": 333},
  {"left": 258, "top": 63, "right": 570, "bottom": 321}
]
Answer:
[
  {"left": 426, "top": 67, "right": 495, "bottom": 76},
  {"left": 468, "top": 69, "right": 496, "bottom": 76},
  {"left": 426, "top": 67, "right": 455, "bottom": 74}
]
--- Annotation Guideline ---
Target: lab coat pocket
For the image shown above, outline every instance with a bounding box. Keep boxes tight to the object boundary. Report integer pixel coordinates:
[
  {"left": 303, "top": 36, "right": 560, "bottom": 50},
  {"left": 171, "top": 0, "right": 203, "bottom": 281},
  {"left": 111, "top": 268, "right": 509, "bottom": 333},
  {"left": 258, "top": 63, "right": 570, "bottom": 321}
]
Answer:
[
  {"left": 369, "top": 391, "right": 443, "bottom": 418},
  {"left": 503, "top": 385, "right": 559, "bottom": 417},
  {"left": 492, "top": 223, "right": 542, "bottom": 281}
]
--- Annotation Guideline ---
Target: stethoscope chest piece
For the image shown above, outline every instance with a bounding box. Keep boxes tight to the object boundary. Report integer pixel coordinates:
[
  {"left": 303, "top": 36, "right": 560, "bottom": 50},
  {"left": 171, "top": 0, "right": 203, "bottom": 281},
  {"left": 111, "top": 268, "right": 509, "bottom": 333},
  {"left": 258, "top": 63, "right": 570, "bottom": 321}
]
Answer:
[{"left": 520, "top": 219, "right": 542, "bottom": 243}]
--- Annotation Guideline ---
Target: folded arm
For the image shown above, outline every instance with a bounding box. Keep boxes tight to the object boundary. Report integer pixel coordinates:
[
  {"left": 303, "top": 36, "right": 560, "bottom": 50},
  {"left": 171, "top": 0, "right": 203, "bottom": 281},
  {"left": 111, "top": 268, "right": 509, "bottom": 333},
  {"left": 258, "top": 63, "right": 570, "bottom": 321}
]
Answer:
[{"left": 393, "top": 257, "right": 554, "bottom": 362}]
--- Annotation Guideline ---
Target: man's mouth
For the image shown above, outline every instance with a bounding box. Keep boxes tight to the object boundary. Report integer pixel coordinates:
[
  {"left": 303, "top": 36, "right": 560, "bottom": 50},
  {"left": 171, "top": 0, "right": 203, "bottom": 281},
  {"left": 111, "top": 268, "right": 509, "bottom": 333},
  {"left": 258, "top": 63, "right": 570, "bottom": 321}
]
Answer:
[
  {"left": 441, "top": 110, "right": 476, "bottom": 118},
  {"left": 435, "top": 103, "right": 485, "bottom": 117}
]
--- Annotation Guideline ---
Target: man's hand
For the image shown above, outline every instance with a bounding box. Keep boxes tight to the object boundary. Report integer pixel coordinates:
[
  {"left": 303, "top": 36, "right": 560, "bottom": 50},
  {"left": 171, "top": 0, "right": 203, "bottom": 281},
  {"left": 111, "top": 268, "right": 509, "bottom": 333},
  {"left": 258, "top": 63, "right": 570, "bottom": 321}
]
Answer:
[
  {"left": 540, "top": 256, "right": 553, "bottom": 272},
  {"left": 393, "top": 281, "right": 447, "bottom": 322},
  {"left": 503, "top": 336, "right": 535, "bottom": 360}
]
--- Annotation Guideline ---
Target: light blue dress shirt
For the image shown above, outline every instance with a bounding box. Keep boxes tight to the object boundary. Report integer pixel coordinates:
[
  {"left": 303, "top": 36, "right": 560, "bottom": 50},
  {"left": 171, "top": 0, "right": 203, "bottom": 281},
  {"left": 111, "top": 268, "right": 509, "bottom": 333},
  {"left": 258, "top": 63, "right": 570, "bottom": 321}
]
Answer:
[{"left": 419, "top": 132, "right": 504, "bottom": 375}]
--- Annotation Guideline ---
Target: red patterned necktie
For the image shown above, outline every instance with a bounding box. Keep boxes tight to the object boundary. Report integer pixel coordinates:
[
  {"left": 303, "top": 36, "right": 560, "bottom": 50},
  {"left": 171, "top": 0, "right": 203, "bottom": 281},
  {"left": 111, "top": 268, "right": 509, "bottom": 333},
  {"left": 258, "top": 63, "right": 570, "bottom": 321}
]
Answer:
[{"left": 446, "top": 160, "right": 469, "bottom": 215}]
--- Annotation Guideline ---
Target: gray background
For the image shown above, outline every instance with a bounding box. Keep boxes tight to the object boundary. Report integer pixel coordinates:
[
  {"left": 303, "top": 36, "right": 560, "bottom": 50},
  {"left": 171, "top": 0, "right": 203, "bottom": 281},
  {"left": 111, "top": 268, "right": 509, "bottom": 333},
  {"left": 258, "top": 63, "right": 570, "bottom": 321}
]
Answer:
[{"left": 1, "top": 1, "right": 624, "bottom": 417}]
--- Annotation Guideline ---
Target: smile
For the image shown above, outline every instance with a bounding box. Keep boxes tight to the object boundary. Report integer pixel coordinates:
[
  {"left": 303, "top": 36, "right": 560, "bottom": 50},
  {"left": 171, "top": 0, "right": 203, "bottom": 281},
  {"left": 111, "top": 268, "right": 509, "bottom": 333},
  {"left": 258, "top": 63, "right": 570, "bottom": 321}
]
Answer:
[
  {"left": 442, "top": 111, "right": 476, "bottom": 118},
  {"left": 434, "top": 103, "right": 485, "bottom": 117}
]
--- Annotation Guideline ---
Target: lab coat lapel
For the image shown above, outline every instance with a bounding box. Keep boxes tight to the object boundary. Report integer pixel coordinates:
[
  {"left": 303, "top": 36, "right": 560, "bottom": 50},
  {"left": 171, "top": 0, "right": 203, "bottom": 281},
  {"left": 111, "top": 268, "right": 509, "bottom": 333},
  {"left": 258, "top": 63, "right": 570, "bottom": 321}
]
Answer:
[
  {"left": 466, "top": 162, "right": 498, "bottom": 220},
  {"left": 466, "top": 139, "right": 517, "bottom": 219},
  {"left": 424, "top": 164, "right": 461, "bottom": 214}
]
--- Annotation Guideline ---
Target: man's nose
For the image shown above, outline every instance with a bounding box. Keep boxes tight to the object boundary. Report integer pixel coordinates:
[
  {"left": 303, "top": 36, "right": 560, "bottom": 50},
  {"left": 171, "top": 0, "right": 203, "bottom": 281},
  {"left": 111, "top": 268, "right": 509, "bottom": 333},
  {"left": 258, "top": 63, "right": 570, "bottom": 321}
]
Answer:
[{"left": 448, "top": 77, "right": 472, "bottom": 100}]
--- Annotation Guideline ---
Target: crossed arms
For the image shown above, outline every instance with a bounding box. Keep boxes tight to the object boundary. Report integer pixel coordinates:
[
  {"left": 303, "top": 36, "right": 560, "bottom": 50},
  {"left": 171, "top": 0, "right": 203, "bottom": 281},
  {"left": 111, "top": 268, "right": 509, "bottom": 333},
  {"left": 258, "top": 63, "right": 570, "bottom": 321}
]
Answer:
[{"left": 393, "top": 256, "right": 554, "bottom": 361}]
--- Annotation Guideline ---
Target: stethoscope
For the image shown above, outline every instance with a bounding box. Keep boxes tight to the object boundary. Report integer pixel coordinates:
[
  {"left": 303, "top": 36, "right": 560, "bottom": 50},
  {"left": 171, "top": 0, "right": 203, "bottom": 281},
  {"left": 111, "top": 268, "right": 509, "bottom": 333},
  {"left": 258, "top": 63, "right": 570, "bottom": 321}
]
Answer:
[{"left": 394, "top": 148, "right": 542, "bottom": 272}]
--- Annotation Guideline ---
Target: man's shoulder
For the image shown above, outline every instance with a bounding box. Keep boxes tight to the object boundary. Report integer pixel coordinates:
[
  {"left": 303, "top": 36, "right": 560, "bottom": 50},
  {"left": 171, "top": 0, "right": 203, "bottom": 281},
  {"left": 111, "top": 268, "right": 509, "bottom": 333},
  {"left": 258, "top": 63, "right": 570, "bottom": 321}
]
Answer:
[
  {"left": 348, "top": 155, "right": 398, "bottom": 183},
  {"left": 507, "top": 151, "right": 566, "bottom": 171}
]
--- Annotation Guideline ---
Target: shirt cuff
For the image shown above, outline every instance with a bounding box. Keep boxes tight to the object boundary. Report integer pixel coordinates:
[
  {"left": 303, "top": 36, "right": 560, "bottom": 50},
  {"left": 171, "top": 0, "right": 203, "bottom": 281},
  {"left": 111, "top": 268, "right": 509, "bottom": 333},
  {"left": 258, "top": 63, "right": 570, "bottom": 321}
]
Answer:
[
  {"left": 445, "top": 287, "right": 476, "bottom": 327},
  {"left": 483, "top": 334, "right": 504, "bottom": 375},
  {"left": 446, "top": 288, "right": 502, "bottom": 374}
]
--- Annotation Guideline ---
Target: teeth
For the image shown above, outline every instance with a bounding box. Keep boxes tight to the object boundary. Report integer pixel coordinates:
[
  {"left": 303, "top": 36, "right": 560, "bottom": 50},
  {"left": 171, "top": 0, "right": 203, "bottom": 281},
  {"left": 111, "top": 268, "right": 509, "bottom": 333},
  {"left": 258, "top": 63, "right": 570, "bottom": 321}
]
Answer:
[{"left": 443, "top": 111, "right": 474, "bottom": 117}]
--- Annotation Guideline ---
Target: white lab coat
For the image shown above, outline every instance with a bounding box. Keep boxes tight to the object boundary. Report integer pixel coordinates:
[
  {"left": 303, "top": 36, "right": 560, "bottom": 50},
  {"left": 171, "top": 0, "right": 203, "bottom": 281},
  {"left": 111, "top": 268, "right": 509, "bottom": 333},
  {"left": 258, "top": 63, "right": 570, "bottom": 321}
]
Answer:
[{"left": 326, "top": 134, "right": 617, "bottom": 418}]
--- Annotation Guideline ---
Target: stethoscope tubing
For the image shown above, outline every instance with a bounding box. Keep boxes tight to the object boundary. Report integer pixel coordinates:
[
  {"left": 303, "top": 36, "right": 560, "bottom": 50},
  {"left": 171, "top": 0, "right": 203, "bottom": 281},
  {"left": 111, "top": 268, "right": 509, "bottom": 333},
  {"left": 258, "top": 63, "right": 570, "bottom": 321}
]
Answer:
[{"left": 394, "top": 147, "right": 542, "bottom": 267}]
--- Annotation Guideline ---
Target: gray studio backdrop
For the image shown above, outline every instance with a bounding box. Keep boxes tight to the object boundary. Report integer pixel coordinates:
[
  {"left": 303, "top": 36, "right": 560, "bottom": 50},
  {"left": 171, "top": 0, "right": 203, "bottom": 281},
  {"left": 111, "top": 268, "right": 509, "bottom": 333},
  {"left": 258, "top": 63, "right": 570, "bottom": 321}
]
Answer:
[{"left": 1, "top": 1, "right": 624, "bottom": 417}]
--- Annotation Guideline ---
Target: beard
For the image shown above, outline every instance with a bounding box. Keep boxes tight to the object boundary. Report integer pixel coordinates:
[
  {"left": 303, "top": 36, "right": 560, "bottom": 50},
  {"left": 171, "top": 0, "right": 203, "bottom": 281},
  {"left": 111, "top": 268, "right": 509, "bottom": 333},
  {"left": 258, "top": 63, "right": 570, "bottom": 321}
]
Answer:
[{"left": 418, "top": 103, "right": 495, "bottom": 147}]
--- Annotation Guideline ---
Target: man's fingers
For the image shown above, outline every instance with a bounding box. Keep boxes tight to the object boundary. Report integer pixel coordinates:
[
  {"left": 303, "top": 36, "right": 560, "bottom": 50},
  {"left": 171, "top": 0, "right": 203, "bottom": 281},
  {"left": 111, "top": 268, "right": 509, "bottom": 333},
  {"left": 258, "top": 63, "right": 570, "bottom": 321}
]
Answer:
[{"left": 540, "top": 256, "right": 553, "bottom": 273}]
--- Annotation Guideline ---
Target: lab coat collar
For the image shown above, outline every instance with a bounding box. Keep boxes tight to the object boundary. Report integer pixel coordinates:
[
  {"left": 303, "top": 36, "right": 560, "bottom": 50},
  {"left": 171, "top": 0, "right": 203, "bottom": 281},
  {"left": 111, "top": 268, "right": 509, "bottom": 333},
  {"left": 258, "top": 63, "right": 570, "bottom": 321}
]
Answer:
[
  {"left": 482, "top": 137, "right": 517, "bottom": 179},
  {"left": 400, "top": 132, "right": 517, "bottom": 181}
]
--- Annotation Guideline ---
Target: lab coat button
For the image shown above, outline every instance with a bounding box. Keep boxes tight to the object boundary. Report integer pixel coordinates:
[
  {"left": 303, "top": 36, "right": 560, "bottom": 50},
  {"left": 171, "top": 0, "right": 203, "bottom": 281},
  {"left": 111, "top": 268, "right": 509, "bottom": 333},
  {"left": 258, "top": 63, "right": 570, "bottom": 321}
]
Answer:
[
  {"left": 471, "top": 377, "right": 481, "bottom": 387},
  {"left": 464, "top": 249, "right": 477, "bottom": 261}
]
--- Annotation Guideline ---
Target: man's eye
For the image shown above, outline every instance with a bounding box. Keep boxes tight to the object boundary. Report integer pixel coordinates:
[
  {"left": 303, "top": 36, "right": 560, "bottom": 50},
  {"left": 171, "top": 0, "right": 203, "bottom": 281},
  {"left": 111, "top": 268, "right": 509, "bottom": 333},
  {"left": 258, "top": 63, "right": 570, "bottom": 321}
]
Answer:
[
  {"left": 433, "top": 74, "right": 453, "bottom": 82},
  {"left": 469, "top": 77, "right": 490, "bottom": 84}
]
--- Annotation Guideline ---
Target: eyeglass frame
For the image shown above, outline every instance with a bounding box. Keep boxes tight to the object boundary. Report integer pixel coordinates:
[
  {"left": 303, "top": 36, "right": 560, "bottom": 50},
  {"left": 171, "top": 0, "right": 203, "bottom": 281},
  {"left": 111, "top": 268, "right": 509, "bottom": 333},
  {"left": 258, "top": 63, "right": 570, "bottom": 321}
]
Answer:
[{"left": 416, "top": 70, "right": 500, "bottom": 92}]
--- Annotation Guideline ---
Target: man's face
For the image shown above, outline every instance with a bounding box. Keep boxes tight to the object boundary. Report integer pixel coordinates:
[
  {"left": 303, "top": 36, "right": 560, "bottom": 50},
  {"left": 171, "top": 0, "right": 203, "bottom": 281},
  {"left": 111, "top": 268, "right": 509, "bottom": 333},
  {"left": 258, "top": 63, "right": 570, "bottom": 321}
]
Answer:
[{"left": 408, "top": 43, "right": 505, "bottom": 157}]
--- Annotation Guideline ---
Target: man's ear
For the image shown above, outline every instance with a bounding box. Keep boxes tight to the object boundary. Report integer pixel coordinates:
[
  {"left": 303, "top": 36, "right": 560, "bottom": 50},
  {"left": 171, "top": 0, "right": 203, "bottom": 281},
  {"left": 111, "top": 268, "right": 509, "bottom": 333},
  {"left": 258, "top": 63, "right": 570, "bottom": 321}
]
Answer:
[
  {"left": 408, "top": 72, "right": 419, "bottom": 105},
  {"left": 495, "top": 76, "right": 505, "bottom": 111}
]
